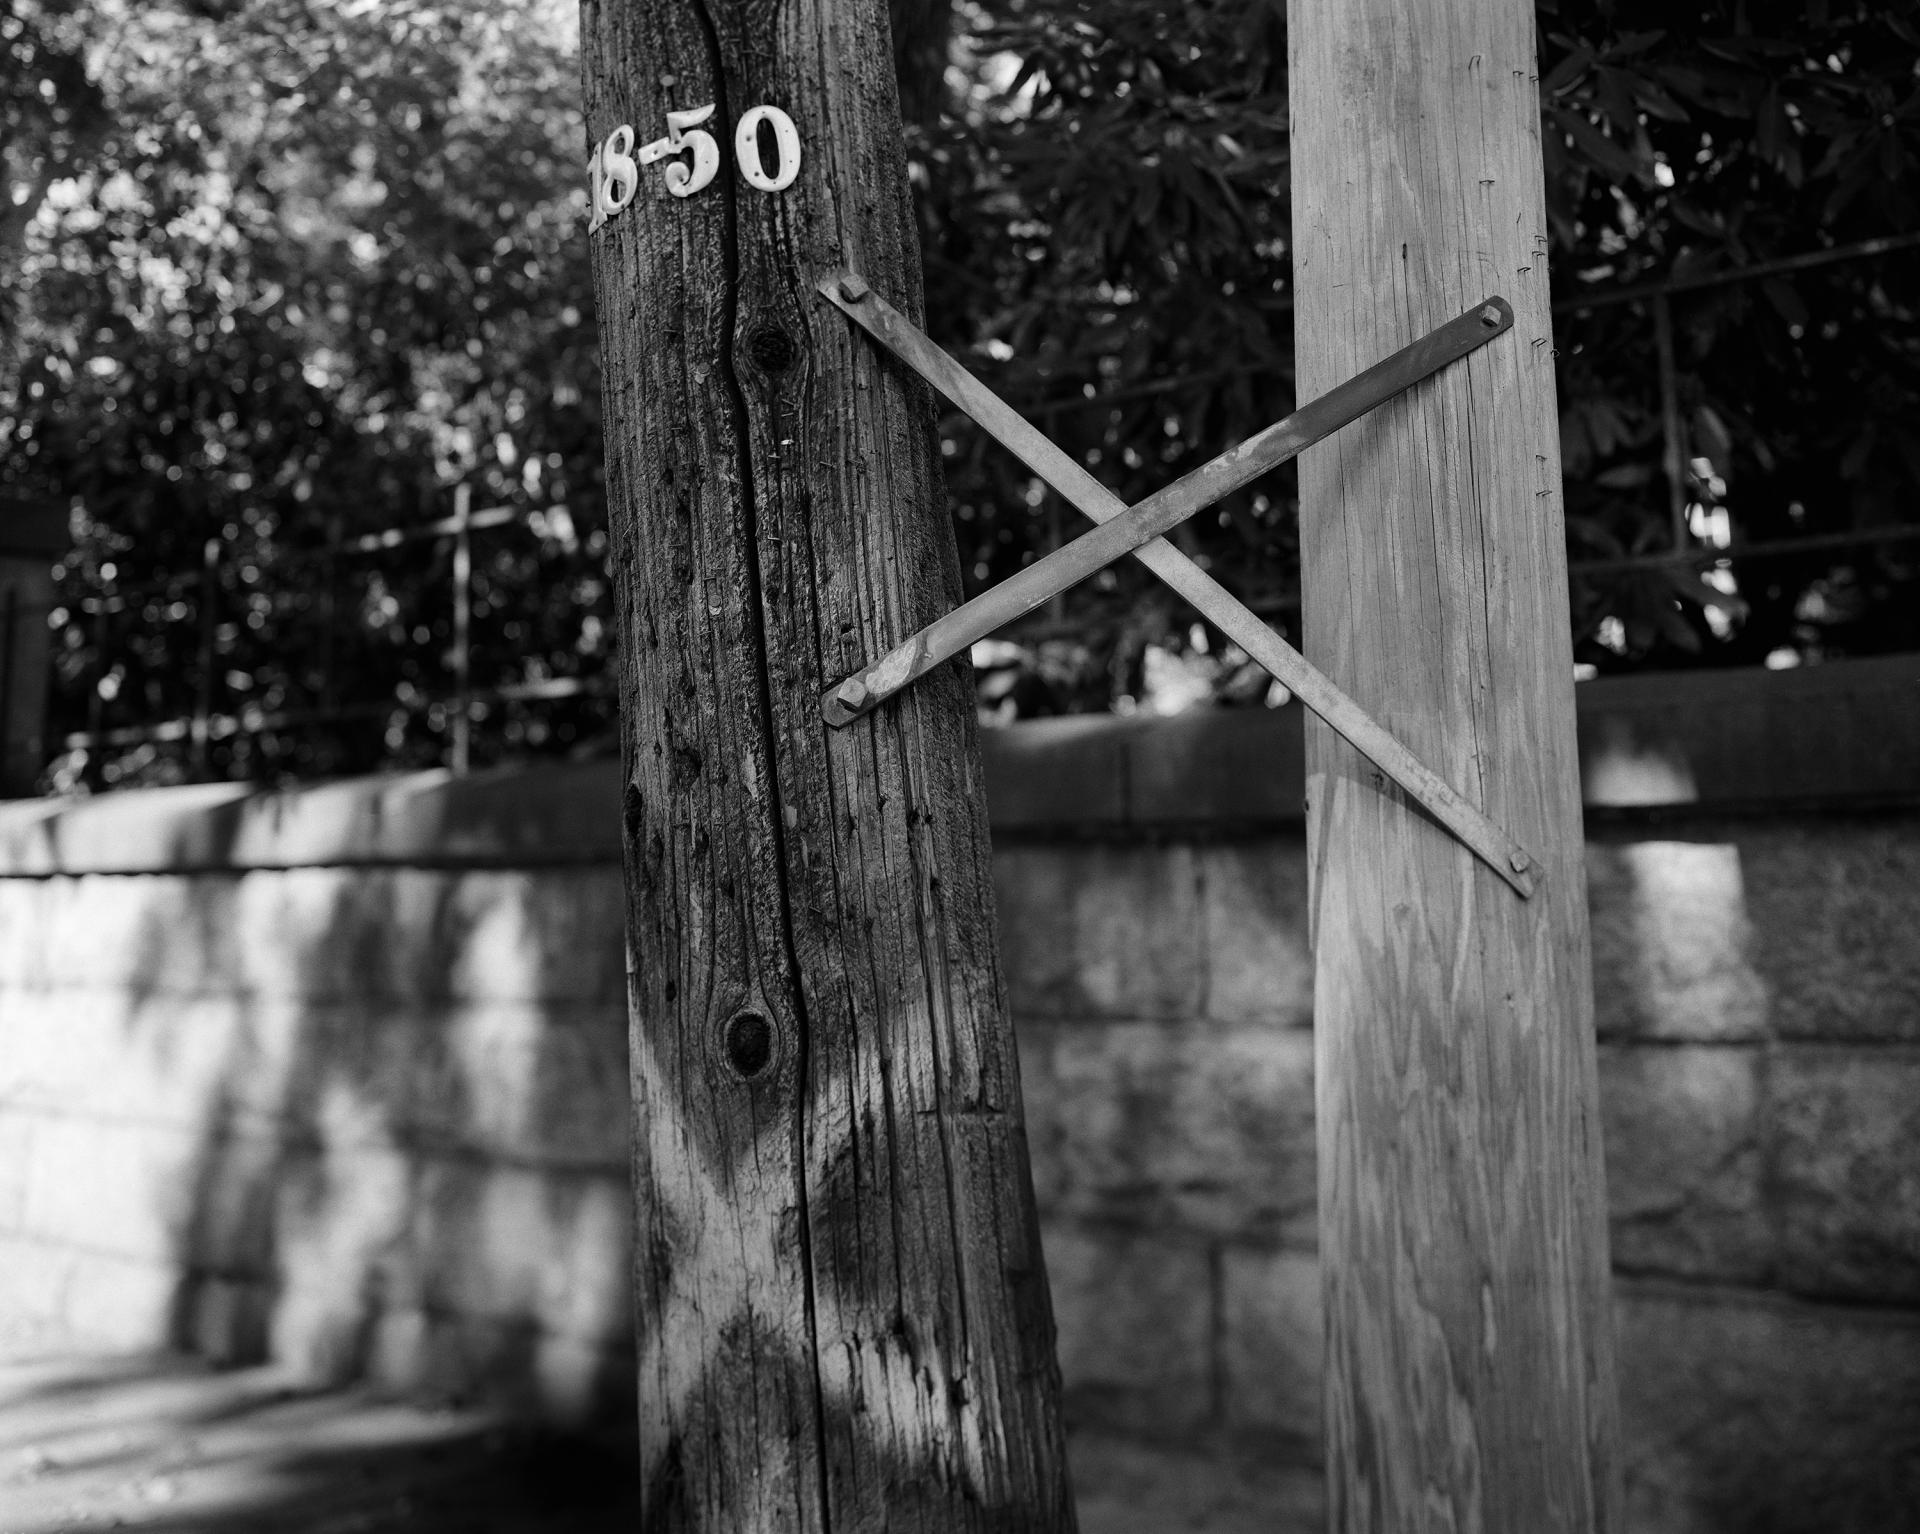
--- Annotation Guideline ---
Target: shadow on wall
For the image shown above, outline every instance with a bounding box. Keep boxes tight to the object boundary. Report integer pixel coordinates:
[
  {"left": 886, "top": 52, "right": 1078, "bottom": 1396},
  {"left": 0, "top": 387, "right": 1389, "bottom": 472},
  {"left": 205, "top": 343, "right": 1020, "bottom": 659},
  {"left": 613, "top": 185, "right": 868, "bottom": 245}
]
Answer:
[
  {"left": 69, "top": 831, "right": 640, "bottom": 1421},
  {"left": 8, "top": 737, "right": 1920, "bottom": 1534}
]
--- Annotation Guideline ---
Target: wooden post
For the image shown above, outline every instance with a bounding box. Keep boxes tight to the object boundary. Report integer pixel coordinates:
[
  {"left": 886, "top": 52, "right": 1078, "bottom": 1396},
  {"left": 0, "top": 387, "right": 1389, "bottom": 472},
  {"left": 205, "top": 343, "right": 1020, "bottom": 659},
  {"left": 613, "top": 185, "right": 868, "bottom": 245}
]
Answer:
[
  {"left": 319, "top": 512, "right": 341, "bottom": 717},
  {"left": 1652, "top": 294, "right": 1690, "bottom": 551},
  {"left": 450, "top": 482, "right": 473, "bottom": 774},
  {"left": 0, "top": 499, "right": 65, "bottom": 796},
  {"left": 1287, "top": 3, "right": 1622, "bottom": 1529},
  {"left": 84, "top": 584, "right": 108, "bottom": 789},
  {"left": 191, "top": 535, "right": 219, "bottom": 780},
  {"left": 578, "top": 4, "right": 1076, "bottom": 1531}
]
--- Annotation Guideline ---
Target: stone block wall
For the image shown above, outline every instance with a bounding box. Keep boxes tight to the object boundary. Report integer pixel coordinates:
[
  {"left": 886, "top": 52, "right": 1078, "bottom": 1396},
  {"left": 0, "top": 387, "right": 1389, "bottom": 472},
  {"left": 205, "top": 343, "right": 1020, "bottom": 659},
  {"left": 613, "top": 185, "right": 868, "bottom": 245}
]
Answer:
[
  {"left": 999, "top": 820, "right": 1920, "bottom": 1531},
  {"left": 2, "top": 654, "right": 1916, "bottom": 1531},
  {"left": 0, "top": 854, "right": 636, "bottom": 1420}
]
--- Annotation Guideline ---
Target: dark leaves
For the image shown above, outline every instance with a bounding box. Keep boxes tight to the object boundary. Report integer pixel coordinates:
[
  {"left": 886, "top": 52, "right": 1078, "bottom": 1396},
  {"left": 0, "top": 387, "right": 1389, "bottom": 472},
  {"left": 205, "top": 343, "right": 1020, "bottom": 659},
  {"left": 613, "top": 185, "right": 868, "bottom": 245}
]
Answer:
[{"left": 3, "top": 0, "right": 606, "bottom": 786}]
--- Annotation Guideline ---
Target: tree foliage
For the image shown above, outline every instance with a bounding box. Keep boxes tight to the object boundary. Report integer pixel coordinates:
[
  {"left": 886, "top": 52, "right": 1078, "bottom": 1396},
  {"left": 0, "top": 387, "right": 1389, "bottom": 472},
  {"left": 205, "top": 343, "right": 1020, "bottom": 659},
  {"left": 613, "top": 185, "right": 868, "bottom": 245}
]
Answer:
[
  {"left": 915, "top": 0, "right": 1295, "bottom": 716},
  {"left": 1538, "top": 0, "right": 1920, "bottom": 668},
  {"left": 925, "top": 0, "right": 1920, "bottom": 712},
  {"left": 3, "top": 0, "right": 1917, "bottom": 787},
  {"left": 2, "top": 0, "right": 608, "bottom": 786}
]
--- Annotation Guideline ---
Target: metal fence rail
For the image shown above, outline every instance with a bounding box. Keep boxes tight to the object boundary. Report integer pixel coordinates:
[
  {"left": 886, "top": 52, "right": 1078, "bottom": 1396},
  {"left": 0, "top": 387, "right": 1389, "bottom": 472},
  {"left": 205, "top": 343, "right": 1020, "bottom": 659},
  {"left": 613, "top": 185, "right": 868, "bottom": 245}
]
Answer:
[
  {"left": 32, "top": 485, "right": 616, "bottom": 792},
  {"left": 12, "top": 234, "right": 1920, "bottom": 793}
]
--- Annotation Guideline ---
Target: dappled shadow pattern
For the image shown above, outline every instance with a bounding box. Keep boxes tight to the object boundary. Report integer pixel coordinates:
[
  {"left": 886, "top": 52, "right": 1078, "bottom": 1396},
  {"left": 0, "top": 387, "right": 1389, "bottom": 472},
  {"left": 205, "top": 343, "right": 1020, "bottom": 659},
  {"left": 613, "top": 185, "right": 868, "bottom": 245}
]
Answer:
[{"left": 0, "top": 825, "right": 638, "bottom": 1419}]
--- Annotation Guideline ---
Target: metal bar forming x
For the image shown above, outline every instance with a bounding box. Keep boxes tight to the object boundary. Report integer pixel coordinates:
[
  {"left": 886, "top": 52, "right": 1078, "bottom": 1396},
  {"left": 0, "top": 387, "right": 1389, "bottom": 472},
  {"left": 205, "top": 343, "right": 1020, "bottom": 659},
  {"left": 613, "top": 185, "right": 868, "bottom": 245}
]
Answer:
[{"left": 815, "top": 269, "right": 1540, "bottom": 900}]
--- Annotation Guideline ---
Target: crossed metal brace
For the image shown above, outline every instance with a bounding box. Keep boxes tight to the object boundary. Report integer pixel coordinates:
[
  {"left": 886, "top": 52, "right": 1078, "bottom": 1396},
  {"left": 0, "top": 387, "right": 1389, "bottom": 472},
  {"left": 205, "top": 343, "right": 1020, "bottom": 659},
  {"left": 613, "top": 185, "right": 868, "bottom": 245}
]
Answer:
[{"left": 814, "top": 269, "right": 1540, "bottom": 900}]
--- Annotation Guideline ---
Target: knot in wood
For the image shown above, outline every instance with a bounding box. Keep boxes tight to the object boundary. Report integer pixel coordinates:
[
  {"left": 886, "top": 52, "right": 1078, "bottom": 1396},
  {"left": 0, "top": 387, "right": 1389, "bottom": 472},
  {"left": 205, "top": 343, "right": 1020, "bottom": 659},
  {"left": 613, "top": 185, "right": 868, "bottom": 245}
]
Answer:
[
  {"left": 621, "top": 781, "right": 644, "bottom": 848},
  {"left": 722, "top": 1010, "right": 775, "bottom": 1080},
  {"left": 747, "top": 324, "right": 797, "bottom": 374}
]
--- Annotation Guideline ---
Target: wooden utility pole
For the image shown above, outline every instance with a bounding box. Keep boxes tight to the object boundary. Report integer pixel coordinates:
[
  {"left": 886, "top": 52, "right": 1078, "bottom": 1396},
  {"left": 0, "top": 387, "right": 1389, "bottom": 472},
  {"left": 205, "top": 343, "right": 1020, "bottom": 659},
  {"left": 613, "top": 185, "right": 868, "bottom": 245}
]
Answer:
[
  {"left": 1287, "top": 2, "right": 1622, "bottom": 1529},
  {"left": 578, "top": 3, "right": 1075, "bottom": 1530}
]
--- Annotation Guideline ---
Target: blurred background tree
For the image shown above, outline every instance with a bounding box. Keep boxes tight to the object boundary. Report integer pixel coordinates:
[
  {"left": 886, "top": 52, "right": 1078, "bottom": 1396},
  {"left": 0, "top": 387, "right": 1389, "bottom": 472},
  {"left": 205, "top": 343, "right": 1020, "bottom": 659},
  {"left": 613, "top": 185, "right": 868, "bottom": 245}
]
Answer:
[
  {"left": 2, "top": 0, "right": 608, "bottom": 787},
  {"left": 921, "top": 0, "right": 1920, "bottom": 714},
  {"left": 3, "top": 0, "right": 1916, "bottom": 787}
]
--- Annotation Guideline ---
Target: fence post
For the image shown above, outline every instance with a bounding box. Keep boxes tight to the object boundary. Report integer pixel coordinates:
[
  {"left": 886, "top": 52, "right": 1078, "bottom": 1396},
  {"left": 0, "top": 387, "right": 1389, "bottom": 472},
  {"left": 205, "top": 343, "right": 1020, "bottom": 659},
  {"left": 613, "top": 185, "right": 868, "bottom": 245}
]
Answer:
[
  {"left": 0, "top": 498, "right": 66, "bottom": 795},
  {"left": 191, "top": 535, "right": 220, "bottom": 780},
  {"left": 321, "top": 511, "right": 342, "bottom": 717},
  {"left": 450, "top": 482, "right": 472, "bottom": 774},
  {"left": 1653, "top": 293, "right": 1690, "bottom": 551}
]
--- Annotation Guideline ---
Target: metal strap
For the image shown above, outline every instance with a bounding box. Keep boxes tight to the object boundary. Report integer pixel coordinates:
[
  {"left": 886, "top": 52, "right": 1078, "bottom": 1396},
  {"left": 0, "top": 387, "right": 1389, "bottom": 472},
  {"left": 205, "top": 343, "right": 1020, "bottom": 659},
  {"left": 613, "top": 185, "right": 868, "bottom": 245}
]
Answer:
[{"left": 814, "top": 270, "right": 1539, "bottom": 900}]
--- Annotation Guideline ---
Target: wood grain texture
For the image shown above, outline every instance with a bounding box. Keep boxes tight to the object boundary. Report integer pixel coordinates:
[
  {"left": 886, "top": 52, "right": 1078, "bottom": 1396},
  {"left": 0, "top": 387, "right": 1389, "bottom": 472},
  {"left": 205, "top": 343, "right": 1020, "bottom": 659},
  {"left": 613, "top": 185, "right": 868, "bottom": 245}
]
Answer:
[
  {"left": 1286, "top": 2, "right": 1623, "bottom": 1530},
  {"left": 579, "top": 2, "right": 1075, "bottom": 1529}
]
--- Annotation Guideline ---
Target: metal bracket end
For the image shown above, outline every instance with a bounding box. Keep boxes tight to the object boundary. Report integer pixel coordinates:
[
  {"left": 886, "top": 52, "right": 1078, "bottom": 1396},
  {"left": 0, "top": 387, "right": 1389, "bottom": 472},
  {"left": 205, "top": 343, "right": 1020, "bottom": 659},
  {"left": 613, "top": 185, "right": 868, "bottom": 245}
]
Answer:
[
  {"left": 1478, "top": 295, "right": 1515, "bottom": 335},
  {"left": 1502, "top": 847, "right": 1538, "bottom": 900},
  {"left": 818, "top": 268, "right": 870, "bottom": 306},
  {"left": 822, "top": 633, "right": 925, "bottom": 728},
  {"left": 821, "top": 673, "right": 872, "bottom": 728}
]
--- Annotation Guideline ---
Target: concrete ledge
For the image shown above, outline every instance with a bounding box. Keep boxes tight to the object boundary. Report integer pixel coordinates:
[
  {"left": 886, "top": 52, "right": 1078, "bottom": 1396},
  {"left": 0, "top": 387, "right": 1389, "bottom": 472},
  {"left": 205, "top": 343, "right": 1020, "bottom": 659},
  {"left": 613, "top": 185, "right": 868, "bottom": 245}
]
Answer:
[
  {"left": 982, "top": 706, "right": 1308, "bottom": 831},
  {"left": 1579, "top": 651, "right": 1919, "bottom": 810},
  {"left": 0, "top": 762, "right": 622, "bottom": 876},
  {"left": 1, "top": 654, "right": 1914, "bottom": 874}
]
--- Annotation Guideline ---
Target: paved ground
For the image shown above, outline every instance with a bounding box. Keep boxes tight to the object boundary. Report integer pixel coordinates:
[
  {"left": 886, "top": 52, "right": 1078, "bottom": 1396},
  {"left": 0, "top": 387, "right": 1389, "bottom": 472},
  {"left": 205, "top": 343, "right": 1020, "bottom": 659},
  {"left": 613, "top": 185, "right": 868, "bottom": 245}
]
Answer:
[{"left": 0, "top": 1349, "right": 1320, "bottom": 1533}]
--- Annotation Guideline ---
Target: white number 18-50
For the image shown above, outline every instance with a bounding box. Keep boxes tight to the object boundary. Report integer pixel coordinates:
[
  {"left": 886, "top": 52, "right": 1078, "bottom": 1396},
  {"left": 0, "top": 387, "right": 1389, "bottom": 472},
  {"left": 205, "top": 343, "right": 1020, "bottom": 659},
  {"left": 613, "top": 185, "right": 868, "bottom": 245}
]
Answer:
[{"left": 588, "top": 103, "right": 801, "bottom": 231}]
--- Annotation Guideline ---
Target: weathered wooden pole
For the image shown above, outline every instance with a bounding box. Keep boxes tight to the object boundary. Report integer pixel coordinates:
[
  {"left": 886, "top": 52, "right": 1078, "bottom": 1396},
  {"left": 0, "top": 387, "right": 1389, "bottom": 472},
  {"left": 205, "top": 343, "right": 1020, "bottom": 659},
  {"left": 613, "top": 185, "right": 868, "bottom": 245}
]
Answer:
[
  {"left": 577, "top": 3, "right": 1076, "bottom": 1530},
  {"left": 1287, "top": 2, "right": 1622, "bottom": 1529}
]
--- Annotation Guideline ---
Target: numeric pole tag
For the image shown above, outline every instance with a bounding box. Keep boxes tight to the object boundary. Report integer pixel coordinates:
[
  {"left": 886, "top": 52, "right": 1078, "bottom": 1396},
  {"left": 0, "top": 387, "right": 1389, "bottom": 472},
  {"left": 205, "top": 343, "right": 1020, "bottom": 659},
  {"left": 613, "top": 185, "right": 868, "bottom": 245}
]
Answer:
[
  {"left": 734, "top": 105, "right": 802, "bottom": 192},
  {"left": 588, "top": 103, "right": 803, "bottom": 230},
  {"left": 638, "top": 105, "right": 723, "bottom": 199}
]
